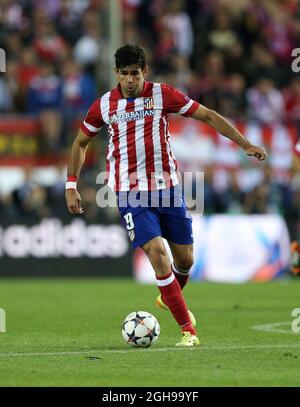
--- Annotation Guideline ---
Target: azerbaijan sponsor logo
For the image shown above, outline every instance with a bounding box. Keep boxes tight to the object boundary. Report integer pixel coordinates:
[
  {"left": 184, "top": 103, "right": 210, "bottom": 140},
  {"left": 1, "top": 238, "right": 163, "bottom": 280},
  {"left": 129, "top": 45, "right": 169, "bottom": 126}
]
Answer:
[{"left": 109, "top": 109, "right": 156, "bottom": 124}]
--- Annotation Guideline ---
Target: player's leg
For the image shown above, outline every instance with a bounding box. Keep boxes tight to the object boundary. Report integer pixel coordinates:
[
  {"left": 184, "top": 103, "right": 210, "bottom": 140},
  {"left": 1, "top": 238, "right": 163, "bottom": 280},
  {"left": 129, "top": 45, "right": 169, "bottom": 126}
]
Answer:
[
  {"left": 120, "top": 205, "right": 194, "bottom": 329},
  {"left": 159, "top": 183, "right": 194, "bottom": 288},
  {"left": 160, "top": 213, "right": 194, "bottom": 290},
  {"left": 168, "top": 242, "right": 194, "bottom": 289},
  {"left": 119, "top": 192, "right": 199, "bottom": 345},
  {"left": 156, "top": 241, "right": 197, "bottom": 327},
  {"left": 156, "top": 212, "right": 197, "bottom": 329},
  {"left": 142, "top": 236, "right": 198, "bottom": 345}
]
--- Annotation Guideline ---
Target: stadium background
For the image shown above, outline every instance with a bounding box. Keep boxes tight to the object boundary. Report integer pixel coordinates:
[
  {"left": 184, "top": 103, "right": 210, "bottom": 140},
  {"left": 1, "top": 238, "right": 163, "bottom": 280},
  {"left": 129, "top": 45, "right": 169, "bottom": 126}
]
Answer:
[
  {"left": 0, "top": 0, "right": 300, "bottom": 280},
  {"left": 1, "top": 0, "right": 300, "bottom": 390}
]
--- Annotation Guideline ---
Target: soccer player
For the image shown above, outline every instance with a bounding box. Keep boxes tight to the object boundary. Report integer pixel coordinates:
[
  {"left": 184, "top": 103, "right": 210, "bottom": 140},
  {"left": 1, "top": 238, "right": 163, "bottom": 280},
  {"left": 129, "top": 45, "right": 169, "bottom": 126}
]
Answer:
[{"left": 65, "top": 44, "right": 267, "bottom": 347}]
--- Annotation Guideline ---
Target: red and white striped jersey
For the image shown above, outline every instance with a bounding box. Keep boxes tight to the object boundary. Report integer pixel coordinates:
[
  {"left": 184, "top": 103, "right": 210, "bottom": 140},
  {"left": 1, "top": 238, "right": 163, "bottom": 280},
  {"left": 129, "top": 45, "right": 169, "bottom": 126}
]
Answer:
[{"left": 80, "top": 81, "right": 199, "bottom": 191}]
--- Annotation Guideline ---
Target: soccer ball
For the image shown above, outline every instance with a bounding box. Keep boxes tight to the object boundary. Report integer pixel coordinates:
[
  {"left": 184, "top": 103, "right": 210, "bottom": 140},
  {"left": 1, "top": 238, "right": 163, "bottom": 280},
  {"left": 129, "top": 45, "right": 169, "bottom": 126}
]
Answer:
[{"left": 122, "top": 311, "right": 160, "bottom": 348}]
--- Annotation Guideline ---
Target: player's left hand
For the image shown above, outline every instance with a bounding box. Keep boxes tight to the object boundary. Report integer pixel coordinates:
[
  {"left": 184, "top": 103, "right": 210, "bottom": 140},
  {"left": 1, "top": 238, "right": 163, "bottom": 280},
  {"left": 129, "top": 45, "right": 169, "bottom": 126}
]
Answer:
[{"left": 244, "top": 145, "right": 267, "bottom": 161}]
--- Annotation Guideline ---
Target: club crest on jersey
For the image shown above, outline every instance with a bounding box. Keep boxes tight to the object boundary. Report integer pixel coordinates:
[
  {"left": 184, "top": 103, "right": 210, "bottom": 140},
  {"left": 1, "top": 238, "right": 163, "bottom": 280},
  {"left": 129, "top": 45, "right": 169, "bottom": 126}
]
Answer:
[
  {"left": 128, "top": 230, "right": 135, "bottom": 241},
  {"left": 144, "top": 97, "right": 154, "bottom": 109}
]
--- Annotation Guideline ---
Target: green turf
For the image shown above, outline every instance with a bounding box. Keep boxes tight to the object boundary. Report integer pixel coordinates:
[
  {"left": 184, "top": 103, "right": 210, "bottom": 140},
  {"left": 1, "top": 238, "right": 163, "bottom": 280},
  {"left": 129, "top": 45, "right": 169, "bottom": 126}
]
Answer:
[{"left": 0, "top": 277, "right": 300, "bottom": 386}]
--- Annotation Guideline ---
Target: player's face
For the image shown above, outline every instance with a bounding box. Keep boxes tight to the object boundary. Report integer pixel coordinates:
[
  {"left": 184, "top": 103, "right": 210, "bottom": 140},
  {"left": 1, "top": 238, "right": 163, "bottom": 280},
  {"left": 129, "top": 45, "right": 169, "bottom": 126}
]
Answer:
[{"left": 115, "top": 65, "right": 148, "bottom": 98}]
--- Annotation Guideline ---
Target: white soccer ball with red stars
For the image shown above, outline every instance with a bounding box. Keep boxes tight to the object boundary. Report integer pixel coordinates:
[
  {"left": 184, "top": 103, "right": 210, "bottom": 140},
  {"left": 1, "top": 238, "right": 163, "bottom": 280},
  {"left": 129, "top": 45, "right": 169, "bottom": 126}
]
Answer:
[{"left": 122, "top": 311, "right": 160, "bottom": 348}]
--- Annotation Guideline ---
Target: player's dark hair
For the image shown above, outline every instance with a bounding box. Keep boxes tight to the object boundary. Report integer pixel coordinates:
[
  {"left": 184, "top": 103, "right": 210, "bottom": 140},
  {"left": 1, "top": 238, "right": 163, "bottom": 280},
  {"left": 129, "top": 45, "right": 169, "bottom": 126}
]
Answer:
[{"left": 114, "top": 44, "right": 146, "bottom": 70}]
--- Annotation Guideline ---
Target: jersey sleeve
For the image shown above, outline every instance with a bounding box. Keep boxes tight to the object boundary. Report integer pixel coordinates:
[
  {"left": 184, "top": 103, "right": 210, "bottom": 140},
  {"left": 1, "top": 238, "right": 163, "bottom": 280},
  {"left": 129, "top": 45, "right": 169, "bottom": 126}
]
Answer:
[
  {"left": 161, "top": 84, "right": 200, "bottom": 116},
  {"left": 80, "top": 99, "right": 104, "bottom": 137}
]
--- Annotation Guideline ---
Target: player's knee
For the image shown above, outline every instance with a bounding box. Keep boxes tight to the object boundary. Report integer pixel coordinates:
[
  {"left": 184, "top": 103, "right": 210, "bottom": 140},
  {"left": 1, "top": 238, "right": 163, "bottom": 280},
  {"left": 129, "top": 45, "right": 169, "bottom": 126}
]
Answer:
[
  {"left": 149, "top": 248, "right": 169, "bottom": 266},
  {"left": 176, "top": 253, "right": 194, "bottom": 271},
  {"left": 142, "top": 242, "right": 169, "bottom": 272}
]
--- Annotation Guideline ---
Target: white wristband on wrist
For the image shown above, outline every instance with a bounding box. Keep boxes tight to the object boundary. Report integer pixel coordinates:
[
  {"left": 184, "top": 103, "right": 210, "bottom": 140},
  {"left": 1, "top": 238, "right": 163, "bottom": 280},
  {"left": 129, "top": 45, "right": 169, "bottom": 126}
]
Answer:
[{"left": 65, "top": 181, "right": 77, "bottom": 190}]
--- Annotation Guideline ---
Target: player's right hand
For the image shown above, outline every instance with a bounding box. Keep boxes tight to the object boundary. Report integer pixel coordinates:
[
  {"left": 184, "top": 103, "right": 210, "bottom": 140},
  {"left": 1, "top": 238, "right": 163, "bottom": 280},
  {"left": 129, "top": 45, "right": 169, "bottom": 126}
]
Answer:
[
  {"left": 65, "top": 189, "right": 84, "bottom": 214},
  {"left": 244, "top": 144, "right": 267, "bottom": 161}
]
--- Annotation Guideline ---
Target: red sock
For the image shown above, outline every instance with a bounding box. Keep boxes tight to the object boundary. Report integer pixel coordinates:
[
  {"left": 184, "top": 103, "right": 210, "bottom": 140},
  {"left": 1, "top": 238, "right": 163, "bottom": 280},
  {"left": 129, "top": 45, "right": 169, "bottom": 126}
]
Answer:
[
  {"left": 156, "top": 271, "right": 196, "bottom": 335},
  {"left": 171, "top": 263, "right": 191, "bottom": 290}
]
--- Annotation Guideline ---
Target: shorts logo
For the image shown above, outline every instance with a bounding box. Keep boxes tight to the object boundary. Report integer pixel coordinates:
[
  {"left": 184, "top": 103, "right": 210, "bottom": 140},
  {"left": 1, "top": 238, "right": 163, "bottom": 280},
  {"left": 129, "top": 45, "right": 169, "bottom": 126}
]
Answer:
[
  {"left": 124, "top": 213, "right": 135, "bottom": 241},
  {"left": 128, "top": 230, "right": 135, "bottom": 241},
  {"left": 144, "top": 97, "right": 154, "bottom": 109}
]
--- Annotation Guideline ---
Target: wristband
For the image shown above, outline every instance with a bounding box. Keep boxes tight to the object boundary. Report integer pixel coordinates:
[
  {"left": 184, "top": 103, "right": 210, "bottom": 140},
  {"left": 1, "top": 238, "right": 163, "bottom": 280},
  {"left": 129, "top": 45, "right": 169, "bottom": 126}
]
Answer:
[{"left": 66, "top": 176, "right": 77, "bottom": 190}]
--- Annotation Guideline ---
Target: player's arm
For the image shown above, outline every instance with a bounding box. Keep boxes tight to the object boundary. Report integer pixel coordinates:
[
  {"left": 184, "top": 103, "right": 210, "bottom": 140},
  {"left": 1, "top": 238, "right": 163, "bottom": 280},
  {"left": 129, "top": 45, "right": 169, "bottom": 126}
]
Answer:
[
  {"left": 65, "top": 128, "right": 93, "bottom": 215},
  {"left": 192, "top": 105, "right": 267, "bottom": 161}
]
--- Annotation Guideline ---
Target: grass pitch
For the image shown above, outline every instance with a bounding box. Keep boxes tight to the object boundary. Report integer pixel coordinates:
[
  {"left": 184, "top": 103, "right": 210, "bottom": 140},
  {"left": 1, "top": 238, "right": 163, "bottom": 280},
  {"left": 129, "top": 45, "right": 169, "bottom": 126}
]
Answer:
[{"left": 0, "top": 277, "right": 299, "bottom": 387}]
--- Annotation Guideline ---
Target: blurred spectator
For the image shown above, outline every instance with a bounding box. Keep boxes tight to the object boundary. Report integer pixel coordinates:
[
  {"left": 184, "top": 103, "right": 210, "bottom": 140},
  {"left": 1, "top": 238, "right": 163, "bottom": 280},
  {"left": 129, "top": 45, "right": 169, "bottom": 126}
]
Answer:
[
  {"left": 246, "top": 43, "right": 283, "bottom": 86},
  {"left": 4, "top": 59, "right": 21, "bottom": 111},
  {"left": 261, "top": 0, "right": 295, "bottom": 63},
  {"left": 34, "top": 20, "right": 66, "bottom": 62},
  {"left": 154, "top": 0, "right": 194, "bottom": 72},
  {"left": 17, "top": 48, "right": 40, "bottom": 90},
  {"left": 242, "top": 184, "right": 272, "bottom": 214},
  {"left": 218, "top": 169, "right": 244, "bottom": 214},
  {"left": 246, "top": 78, "right": 284, "bottom": 124},
  {"left": 61, "top": 59, "right": 96, "bottom": 144},
  {"left": 17, "top": 47, "right": 41, "bottom": 109},
  {"left": 153, "top": 22, "right": 175, "bottom": 73},
  {"left": 0, "top": 192, "right": 16, "bottom": 224},
  {"left": 162, "top": 53, "right": 192, "bottom": 93},
  {"left": 0, "top": 0, "right": 27, "bottom": 31},
  {"left": 4, "top": 32, "right": 23, "bottom": 59},
  {"left": 261, "top": 164, "right": 291, "bottom": 214},
  {"left": 284, "top": 77, "right": 300, "bottom": 137},
  {"left": 160, "top": 0, "right": 194, "bottom": 57},
  {"left": 35, "top": 0, "right": 63, "bottom": 20},
  {"left": 123, "top": 23, "right": 141, "bottom": 45},
  {"left": 207, "top": 9, "right": 238, "bottom": 53},
  {"left": 223, "top": 40, "right": 247, "bottom": 77},
  {"left": 11, "top": 165, "right": 50, "bottom": 222},
  {"left": 81, "top": 183, "right": 102, "bottom": 222},
  {"left": 74, "top": 25, "right": 103, "bottom": 75},
  {"left": 203, "top": 165, "right": 223, "bottom": 214},
  {"left": 27, "top": 62, "right": 63, "bottom": 152},
  {"left": 46, "top": 159, "right": 69, "bottom": 218},
  {"left": 55, "top": 0, "right": 86, "bottom": 44},
  {"left": 26, "top": 63, "right": 62, "bottom": 111},
  {"left": 0, "top": 76, "right": 13, "bottom": 112},
  {"left": 241, "top": 162, "right": 291, "bottom": 216},
  {"left": 193, "top": 50, "right": 226, "bottom": 110},
  {"left": 219, "top": 73, "right": 247, "bottom": 119},
  {"left": 62, "top": 59, "right": 96, "bottom": 109}
]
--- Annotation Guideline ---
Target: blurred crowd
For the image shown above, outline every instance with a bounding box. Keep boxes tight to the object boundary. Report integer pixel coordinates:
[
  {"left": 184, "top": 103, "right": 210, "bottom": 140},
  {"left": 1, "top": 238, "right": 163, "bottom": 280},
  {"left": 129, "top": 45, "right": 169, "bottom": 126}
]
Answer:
[
  {"left": 0, "top": 0, "right": 106, "bottom": 151},
  {"left": 0, "top": 164, "right": 111, "bottom": 225},
  {"left": 0, "top": 0, "right": 300, "bottom": 239},
  {"left": 1, "top": 0, "right": 300, "bottom": 138}
]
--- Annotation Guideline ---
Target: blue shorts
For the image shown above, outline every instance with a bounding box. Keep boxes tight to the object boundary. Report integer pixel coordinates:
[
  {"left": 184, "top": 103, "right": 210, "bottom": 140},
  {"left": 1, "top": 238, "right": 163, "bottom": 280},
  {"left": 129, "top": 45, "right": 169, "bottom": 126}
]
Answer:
[{"left": 117, "top": 185, "right": 193, "bottom": 249}]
